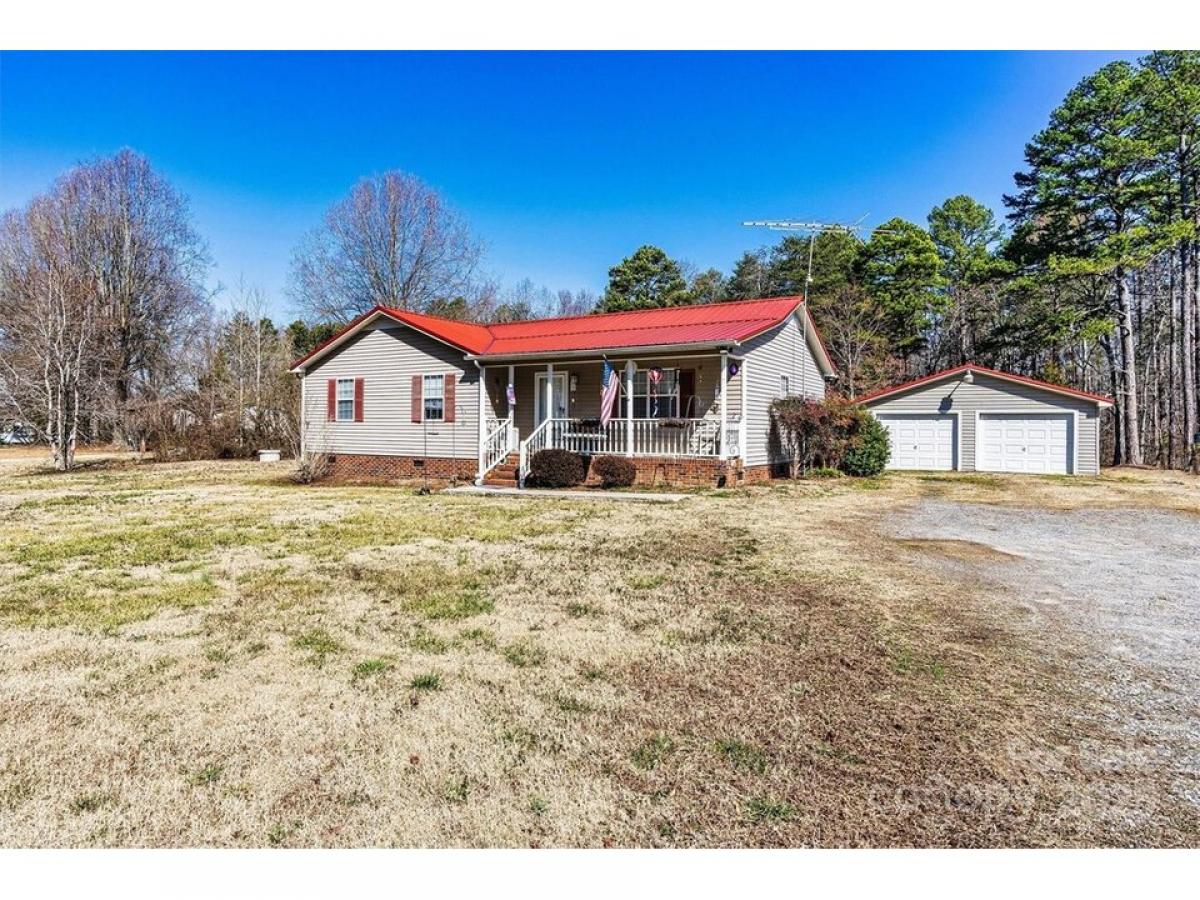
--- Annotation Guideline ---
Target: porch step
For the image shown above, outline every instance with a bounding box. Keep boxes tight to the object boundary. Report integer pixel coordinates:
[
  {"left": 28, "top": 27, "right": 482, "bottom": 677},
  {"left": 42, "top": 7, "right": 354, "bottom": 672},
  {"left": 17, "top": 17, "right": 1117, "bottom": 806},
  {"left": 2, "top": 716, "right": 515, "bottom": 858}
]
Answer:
[{"left": 483, "top": 452, "right": 522, "bottom": 487}]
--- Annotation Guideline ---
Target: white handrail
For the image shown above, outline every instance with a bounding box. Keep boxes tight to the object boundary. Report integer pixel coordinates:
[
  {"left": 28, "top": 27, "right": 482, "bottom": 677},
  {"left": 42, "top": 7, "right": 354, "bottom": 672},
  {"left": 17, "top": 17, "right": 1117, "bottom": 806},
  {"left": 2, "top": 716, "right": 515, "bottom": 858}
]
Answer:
[
  {"left": 518, "top": 418, "right": 552, "bottom": 486},
  {"left": 481, "top": 418, "right": 513, "bottom": 478}
]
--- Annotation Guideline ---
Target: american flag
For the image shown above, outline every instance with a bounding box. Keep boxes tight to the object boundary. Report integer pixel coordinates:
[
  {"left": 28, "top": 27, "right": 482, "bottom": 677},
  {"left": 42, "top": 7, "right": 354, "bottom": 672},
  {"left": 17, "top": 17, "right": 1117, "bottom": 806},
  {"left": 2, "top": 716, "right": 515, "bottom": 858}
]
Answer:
[{"left": 600, "top": 360, "right": 620, "bottom": 426}]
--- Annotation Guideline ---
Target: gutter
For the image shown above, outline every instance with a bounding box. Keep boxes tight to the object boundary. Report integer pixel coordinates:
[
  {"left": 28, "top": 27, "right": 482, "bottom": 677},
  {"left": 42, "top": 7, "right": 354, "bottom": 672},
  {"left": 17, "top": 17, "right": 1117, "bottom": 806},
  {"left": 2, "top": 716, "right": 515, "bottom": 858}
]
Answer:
[{"left": 464, "top": 341, "right": 737, "bottom": 363}]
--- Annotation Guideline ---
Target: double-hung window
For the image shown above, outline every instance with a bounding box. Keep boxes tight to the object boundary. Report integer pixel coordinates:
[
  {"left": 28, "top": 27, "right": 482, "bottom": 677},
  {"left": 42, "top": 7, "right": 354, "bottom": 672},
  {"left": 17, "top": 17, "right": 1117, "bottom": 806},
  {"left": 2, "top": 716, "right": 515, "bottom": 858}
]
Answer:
[
  {"left": 336, "top": 378, "right": 355, "bottom": 421},
  {"left": 779, "top": 375, "right": 790, "bottom": 399},
  {"left": 423, "top": 374, "right": 445, "bottom": 421},
  {"left": 620, "top": 368, "right": 679, "bottom": 419}
]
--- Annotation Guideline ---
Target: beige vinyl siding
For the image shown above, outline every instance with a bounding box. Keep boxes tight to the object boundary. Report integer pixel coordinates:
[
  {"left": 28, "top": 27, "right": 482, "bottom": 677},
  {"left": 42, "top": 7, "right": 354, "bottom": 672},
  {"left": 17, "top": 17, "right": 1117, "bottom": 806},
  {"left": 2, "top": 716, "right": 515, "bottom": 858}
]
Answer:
[
  {"left": 862, "top": 372, "right": 1101, "bottom": 475},
  {"left": 741, "top": 314, "right": 826, "bottom": 467},
  {"left": 489, "top": 355, "right": 730, "bottom": 444},
  {"left": 303, "top": 324, "right": 479, "bottom": 459}
]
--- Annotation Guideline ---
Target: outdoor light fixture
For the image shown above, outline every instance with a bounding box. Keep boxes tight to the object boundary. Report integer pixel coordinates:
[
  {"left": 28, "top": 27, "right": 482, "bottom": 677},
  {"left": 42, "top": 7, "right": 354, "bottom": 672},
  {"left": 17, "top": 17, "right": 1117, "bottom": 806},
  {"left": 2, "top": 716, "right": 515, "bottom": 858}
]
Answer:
[
  {"left": 963, "top": 369, "right": 975, "bottom": 384},
  {"left": 569, "top": 374, "right": 578, "bottom": 392}
]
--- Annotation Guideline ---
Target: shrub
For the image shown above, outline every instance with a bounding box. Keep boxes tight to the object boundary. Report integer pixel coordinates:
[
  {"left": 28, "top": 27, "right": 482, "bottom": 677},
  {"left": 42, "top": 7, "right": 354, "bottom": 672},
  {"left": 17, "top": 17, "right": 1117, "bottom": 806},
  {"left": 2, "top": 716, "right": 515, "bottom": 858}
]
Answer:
[
  {"left": 591, "top": 454, "right": 636, "bottom": 488},
  {"left": 840, "top": 412, "right": 891, "bottom": 477},
  {"left": 770, "top": 393, "right": 889, "bottom": 477},
  {"left": 527, "top": 448, "right": 586, "bottom": 488}
]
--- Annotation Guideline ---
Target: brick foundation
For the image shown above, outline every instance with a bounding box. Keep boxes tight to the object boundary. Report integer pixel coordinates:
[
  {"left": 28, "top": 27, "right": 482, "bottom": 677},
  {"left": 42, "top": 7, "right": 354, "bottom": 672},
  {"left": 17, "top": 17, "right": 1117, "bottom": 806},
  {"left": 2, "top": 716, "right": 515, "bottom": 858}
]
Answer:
[
  {"left": 319, "top": 452, "right": 793, "bottom": 489},
  {"left": 601, "top": 456, "right": 728, "bottom": 488},
  {"left": 322, "top": 453, "right": 476, "bottom": 484}
]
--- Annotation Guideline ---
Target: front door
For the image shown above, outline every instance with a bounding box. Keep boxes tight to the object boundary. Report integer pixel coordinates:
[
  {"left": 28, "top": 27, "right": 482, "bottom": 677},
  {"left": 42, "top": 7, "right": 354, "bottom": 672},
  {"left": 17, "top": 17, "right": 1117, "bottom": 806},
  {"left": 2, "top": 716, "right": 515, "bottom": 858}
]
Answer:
[{"left": 534, "top": 372, "right": 569, "bottom": 426}]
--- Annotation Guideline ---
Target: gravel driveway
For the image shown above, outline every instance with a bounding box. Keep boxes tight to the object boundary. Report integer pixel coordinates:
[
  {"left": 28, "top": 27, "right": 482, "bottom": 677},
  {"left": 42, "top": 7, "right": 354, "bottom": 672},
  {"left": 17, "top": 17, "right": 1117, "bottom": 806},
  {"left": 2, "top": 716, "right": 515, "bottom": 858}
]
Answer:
[{"left": 886, "top": 499, "right": 1200, "bottom": 824}]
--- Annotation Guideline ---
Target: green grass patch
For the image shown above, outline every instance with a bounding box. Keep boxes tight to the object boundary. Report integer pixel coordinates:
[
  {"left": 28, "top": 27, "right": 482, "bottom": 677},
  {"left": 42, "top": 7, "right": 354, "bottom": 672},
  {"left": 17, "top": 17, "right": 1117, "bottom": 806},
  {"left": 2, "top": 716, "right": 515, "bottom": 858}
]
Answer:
[
  {"left": 293, "top": 628, "right": 343, "bottom": 664},
  {"left": 442, "top": 775, "right": 470, "bottom": 804},
  {"left": 627, "top": 573, "right": 666, "bottom": 590},
  {"left": 565, "top": 601, "right": 602, "bottom": 618},
  {"left": 409, "top": 672, "right": 442, "bottom": 691},
  {"left": 503, "top": 638, "right": 547, "bottom": 668},
  {"left": 552, "top": 692, "right": 592, "bottom": 714},
  {"left": 0, "top": 571, "right": 219, "bottom": 630},
  {"left": 188, "top": 764, "right": 224, "bottom": 787},
  {"left": 716, "top": 739, "right": 768, "bottom": 774},
  {"left": 631, "top": 734, "right": 675, "bottom": 771},
  {"left": 351, "top": 658, "right": 391, "bottom": 681},
  {"left": 746, "top": 795, "right": 796, "bottom": 823}
]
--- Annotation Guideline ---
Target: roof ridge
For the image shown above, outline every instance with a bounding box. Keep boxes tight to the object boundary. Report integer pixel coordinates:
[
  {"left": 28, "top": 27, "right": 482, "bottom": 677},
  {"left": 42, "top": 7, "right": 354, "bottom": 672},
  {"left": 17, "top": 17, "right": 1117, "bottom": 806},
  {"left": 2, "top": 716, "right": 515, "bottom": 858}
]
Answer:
[{"left": 485, "top": 295, "right": 805, "bottom": 330}]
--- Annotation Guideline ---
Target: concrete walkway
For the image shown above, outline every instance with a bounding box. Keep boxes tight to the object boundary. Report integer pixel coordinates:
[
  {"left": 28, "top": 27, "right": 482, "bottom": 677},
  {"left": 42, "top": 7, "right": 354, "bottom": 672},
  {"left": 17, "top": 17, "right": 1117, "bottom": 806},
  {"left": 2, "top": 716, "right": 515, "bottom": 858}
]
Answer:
[{"left": 444, "top": 485, "right": 691, "bottom": 503}]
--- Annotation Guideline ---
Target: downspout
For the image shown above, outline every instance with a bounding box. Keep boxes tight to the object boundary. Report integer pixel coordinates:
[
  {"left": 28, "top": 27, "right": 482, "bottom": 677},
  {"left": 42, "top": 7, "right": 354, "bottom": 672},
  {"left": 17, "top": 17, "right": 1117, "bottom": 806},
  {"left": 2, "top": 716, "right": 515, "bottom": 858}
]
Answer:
[{"left": 297, "top": 371, "right": 306, "bottom": 462}]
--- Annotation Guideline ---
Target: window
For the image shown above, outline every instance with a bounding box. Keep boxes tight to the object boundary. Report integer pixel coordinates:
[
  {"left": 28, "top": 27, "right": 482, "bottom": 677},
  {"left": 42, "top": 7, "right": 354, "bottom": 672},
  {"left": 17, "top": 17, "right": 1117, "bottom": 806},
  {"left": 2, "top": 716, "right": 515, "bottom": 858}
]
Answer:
[
  {"left": 336, "top": 378, "right": 355, "bottom": 421},
  {"left": 423, "top": 374, "right": 445, "bottom": 421},
  {"left": 620, "top": 368, "right": 679, "bottom": 419},
  {"left": 779, "top": 375, "right": 790, "bottom": 399}
]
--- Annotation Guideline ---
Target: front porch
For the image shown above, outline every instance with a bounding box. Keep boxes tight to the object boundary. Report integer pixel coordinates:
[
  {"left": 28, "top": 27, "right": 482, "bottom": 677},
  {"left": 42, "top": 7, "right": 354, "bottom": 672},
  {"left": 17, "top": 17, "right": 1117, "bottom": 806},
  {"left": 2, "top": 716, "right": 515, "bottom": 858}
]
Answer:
[{"left": 474, "top": 353, "right": 745, "bottom": 487}]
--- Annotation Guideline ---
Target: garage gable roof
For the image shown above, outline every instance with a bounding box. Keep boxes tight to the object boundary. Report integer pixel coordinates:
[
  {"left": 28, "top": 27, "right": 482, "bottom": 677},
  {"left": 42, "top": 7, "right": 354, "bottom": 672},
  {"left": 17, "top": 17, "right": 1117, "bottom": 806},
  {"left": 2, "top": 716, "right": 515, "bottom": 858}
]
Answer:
[{"left": 856, "top": 364, "right": 1114, "bottom": 407}]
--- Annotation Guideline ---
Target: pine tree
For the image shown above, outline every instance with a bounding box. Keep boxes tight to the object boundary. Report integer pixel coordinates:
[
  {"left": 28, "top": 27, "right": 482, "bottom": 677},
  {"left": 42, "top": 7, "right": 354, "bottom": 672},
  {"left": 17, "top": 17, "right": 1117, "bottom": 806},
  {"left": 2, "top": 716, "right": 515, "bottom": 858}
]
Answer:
[
  {"left": 597, "top": 245, "right": 691, "bottom": 312},
  {"left": 1007, "top": 61, "right": 1164, "bottom": 465}
]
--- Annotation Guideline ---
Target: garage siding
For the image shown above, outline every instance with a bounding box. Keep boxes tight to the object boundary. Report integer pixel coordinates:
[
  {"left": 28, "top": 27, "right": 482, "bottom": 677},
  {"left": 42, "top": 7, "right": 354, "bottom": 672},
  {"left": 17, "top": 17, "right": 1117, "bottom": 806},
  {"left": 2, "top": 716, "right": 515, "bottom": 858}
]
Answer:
[
  {"left": 741, "top": 314, "right": 826, "bottom": 467},
  {"left": 303, "top": 325, "right": 479, "bottom": 459},
  {"left": 863, "top": 372, "right": 1100, "bottom": 475}
]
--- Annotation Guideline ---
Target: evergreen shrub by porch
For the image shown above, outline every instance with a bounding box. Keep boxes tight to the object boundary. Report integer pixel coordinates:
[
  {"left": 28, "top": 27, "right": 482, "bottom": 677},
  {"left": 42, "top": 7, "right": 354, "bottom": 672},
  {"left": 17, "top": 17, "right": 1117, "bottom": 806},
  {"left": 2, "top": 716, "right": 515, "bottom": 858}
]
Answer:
[
  {"left": 591, "top": 454, "right": 637, "bottom": 488},
  {"left": 528, "top": 449, "right": 587, "bottom": 487},
  {"left": 840, "top": 412, "right": 890, "bottom": 477}
]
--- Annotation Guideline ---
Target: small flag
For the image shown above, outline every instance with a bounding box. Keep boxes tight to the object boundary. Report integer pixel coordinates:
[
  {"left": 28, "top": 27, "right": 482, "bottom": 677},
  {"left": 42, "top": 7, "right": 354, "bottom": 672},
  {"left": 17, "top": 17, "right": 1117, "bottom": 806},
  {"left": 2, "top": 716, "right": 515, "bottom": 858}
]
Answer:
[{"left": 600, "top": 360, "right": 620, "bottom": 426}]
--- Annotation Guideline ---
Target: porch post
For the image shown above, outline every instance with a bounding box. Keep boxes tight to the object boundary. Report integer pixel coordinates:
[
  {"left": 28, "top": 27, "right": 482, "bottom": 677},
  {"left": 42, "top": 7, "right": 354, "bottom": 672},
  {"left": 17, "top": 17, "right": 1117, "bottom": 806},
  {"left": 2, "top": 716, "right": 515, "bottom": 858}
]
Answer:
[
  {"left": 719, "top": 350, "right": 729, "bottom": 460},
  {"left": 507, "top": 363, "right": 516, "bottom": 451},
  {"left": 624, "top": 360, "right": 635, "bottom": 457},
  {"left": 545, "top": 362, "right": 554, "bottom": 449},
  {"left": 739, "top": 357, "right": 748, "bottom": 461},
  {"left": 507, "top": 364, "right": 515, "bottom": 423},
  {"left": 476, "top": 364, "right": 487, "bottom": 485}
]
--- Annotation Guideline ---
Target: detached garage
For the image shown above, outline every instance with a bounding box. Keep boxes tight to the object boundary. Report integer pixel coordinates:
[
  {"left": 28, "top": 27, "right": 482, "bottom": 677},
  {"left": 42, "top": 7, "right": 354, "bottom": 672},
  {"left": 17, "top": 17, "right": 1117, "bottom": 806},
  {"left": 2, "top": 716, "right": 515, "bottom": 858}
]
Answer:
[{"left": 858, "top": 365, "right": 1113, "bottom": 476}]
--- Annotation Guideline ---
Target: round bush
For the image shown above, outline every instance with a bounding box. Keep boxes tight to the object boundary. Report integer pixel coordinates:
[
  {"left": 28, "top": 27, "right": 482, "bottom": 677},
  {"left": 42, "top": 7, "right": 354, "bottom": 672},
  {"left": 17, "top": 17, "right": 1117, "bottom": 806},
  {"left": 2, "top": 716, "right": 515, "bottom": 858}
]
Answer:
[
  {"left": 527, "top": 448, "right": 587, "bottom": 488},
  {"left": 591, "top": 454, "right": 637, "bottom": 488},
  {"left": 840, "top": 412, "right": 891, "bottom": 477}
]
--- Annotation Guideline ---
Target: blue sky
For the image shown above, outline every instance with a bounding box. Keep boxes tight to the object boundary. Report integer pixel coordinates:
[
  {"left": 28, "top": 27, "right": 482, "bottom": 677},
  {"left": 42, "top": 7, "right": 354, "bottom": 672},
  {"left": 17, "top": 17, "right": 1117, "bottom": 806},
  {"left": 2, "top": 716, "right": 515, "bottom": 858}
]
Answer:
[{"left": 0, "top": 51, "right": 1138, "bottom": 320}]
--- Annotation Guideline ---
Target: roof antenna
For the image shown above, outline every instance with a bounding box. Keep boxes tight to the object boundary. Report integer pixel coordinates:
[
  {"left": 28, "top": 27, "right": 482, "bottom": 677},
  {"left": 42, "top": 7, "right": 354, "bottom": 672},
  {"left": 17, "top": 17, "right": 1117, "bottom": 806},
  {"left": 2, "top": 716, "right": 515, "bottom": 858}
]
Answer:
[{"left": 742, "top": 218, "right": 867, "bottom": 397}]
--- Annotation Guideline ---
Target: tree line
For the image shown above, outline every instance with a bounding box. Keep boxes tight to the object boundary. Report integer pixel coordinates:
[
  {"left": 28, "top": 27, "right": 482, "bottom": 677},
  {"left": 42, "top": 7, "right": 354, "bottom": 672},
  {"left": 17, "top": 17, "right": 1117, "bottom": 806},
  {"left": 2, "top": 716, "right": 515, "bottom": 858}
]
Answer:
[
  {"left": 594, "top": 51, "right": 1200, "bottom": 471},
  {"left": 3, "top": 51, "right": 1195, "bottom": 471}
]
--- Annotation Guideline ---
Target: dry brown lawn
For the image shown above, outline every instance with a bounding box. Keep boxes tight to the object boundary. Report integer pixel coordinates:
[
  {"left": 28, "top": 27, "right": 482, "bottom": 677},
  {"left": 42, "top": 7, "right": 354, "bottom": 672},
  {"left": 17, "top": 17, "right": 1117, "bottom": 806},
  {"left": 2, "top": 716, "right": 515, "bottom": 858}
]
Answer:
[{"left": 0, "top": 457, "right": 1196, "bottom": 847}]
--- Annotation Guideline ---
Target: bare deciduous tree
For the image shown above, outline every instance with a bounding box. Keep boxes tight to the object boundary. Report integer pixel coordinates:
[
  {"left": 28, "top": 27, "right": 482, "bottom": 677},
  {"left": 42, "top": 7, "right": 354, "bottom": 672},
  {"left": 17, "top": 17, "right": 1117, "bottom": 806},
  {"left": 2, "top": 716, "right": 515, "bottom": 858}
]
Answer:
[
  {"left": 289, "top": 171, "right": 484, "bottom": 322},
  {"left": 66, "top": 149, "right": 211, "bottom": 446},
  {"left": 0, "top": 198, "right": 98, "bottom": 470}
]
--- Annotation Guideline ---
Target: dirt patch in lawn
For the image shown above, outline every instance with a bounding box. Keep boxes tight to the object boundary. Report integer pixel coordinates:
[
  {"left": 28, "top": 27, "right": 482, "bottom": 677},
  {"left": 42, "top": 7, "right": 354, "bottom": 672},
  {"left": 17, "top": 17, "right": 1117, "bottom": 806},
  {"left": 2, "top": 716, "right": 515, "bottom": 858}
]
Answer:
[{"left": 894, "top": 538, "right": 1022, "bottom": 562}]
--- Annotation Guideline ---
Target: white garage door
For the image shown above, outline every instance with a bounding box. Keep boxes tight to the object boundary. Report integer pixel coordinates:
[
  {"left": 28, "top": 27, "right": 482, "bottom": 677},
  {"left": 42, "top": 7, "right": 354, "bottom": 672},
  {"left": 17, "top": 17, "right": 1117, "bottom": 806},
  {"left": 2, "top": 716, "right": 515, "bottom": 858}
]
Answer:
[
  {"left": 978, "top": 413, "right": 1071, "bottom": 474},
  {"left": 877, "top": 414, "right": 955, "bottom": 471}
]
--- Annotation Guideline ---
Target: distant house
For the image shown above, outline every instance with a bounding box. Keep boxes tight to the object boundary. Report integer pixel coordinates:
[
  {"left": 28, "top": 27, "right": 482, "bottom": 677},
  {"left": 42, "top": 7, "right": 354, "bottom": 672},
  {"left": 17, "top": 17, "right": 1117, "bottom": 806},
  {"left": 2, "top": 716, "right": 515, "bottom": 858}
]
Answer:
[{"left": 289, "top": 297, "right": 836, "bottom": 486}]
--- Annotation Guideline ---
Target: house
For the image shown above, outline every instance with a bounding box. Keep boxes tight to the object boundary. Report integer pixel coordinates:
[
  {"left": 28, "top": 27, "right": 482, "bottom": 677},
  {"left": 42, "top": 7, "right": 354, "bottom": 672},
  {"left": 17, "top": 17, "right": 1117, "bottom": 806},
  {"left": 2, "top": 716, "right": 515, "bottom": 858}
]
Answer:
[
  {"left": 288, "top": 296, "right": 836, "bottom": 487},
  {"left": 857, "top": 364, "right": 1113, "bottom": 476}
]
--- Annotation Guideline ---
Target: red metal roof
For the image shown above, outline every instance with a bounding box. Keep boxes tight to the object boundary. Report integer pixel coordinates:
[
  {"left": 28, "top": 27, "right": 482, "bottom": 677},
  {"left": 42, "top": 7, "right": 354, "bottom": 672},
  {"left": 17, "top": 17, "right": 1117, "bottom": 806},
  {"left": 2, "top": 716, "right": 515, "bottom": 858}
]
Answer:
[
  {"left": 855, "top": 364, "right": 1113, "bottom": 407},
  {"left": 290, "top": 296, "right": 825, "bottom": 370}
]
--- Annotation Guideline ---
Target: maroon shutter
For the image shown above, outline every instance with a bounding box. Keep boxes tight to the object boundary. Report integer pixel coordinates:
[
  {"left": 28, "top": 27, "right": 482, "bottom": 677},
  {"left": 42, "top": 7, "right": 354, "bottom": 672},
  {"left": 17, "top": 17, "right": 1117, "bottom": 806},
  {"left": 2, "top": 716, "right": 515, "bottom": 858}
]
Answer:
[
  {"left": 353, "top": 377, "right": 364, "bottom": 422},
  {"left": 679, "top": 369, "right": 696, "bottom": 418},
  {"left": 326, "top": 379, "right": 336, "bottom": 421},
  {"left": 411, "top": 375, "right": 422, "bottom": 423},
  {"left": 444, "top": 373, "right": 456, "bottom": 423}
]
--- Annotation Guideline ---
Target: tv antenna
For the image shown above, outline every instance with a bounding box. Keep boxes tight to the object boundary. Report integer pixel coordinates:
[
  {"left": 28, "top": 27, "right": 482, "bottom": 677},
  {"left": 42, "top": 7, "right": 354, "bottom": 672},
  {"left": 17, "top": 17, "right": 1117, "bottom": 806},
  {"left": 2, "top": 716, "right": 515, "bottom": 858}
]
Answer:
[{"left": 742, "top": 217, "right": 872, "bottom": 396}]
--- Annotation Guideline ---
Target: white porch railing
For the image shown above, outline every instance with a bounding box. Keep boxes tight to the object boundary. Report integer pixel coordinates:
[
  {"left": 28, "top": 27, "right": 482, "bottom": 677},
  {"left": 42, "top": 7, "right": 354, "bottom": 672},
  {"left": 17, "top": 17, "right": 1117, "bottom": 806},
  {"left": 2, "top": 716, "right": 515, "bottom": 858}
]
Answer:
[
  {"left": 518, "top": 416, "right": 741, "bottom": 485},
  {"left": 518, "top": 418, "right": 551, "bottom": 485},
  {"left": 481, "top": 418, "right": 515, "bottom": 479}
]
